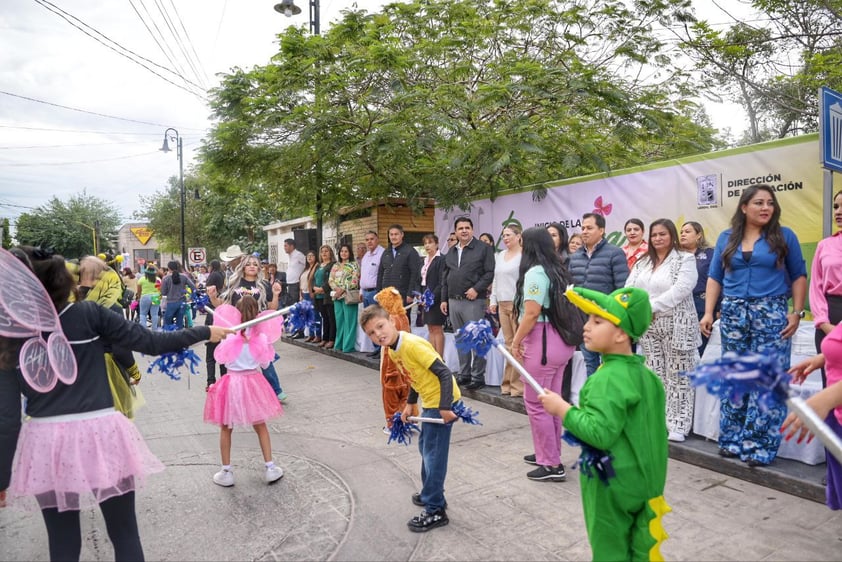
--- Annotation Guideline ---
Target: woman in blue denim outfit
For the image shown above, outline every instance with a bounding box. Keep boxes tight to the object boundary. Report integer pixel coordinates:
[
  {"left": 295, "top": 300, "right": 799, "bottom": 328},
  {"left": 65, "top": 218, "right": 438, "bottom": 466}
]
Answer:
[{"left": 699, "top": 184, "right": 807, "bottom": 466}]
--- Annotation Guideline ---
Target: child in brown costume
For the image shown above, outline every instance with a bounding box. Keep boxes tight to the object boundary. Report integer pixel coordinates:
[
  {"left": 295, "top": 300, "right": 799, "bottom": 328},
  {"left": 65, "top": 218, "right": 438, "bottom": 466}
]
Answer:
[{"left": 375, "top": 287, "right": 418, "bottom": 429}]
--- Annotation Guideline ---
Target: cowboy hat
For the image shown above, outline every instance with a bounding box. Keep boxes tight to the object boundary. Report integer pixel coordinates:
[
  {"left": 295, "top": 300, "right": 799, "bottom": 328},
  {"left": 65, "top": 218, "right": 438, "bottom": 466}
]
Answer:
[{"left": 219, "top": 244, "right": 246, "bottom": 262}]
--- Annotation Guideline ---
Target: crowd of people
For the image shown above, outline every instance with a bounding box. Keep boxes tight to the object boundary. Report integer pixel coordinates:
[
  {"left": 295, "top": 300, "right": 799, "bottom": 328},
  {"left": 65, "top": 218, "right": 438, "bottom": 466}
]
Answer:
[{"left": 6, "top": 182, "right": 842, "bottom": 560}]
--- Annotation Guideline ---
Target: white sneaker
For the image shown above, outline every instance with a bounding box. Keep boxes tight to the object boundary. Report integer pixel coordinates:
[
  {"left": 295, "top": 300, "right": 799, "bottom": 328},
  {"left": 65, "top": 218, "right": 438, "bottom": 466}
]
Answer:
[
  {"left": 265, "top": 465, "right": 284, "bottom": 484},
  {"left": 213, "top": 469, "right": 234, "bottom": 487},
  {"left": 382, "top": 426, "right": 391, "bottom": 435},
  {"left": 668, "top": 431, "right": 686, "bottom": 443}
]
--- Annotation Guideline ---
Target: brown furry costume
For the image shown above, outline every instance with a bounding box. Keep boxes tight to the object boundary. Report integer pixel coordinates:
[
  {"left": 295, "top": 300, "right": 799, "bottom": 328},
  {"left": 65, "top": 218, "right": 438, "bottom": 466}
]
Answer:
[{"left": 375, "top": 287, "right": 418, "bottom": 427}]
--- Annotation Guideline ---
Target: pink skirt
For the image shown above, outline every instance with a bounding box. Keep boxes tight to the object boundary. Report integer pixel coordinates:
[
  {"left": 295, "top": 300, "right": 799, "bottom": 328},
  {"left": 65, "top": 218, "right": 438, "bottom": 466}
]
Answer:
[
  {"left": 203, "top": 370, "right": 283, "bottom": 428},
  {"left": 9, "top": 408, "right": 165, "bottom": 512}
]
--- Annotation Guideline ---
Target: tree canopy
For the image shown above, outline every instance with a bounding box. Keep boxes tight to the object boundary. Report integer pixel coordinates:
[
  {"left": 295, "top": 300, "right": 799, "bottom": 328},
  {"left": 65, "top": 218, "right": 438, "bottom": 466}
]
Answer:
[
  {"left": 682, "top": 0, "right": 842, "bottom": 144},
  {"left": 201, "top": 0, "right": 720, "bottom": 217},
  {"left": 14, "top": 191, "right": 121, "bottom": 259}
]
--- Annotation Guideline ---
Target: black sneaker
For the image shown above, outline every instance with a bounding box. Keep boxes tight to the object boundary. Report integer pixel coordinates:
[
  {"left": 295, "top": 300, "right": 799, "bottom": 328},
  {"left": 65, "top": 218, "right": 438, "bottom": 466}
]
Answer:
[
  {"left": 464, "top": 380, "right": 485, "bottom": 390},
  {"left": 407, "top": 509, "right": 449, "bottom": 532},
  {"left": 527, "top": 465, "right": 566, "bottom": 482},
  {"left": 411, "top": 492, "right": 447, "bottom": 509},
  {"left": 523, "top": 454, "right": 538, "bottom": 466}
]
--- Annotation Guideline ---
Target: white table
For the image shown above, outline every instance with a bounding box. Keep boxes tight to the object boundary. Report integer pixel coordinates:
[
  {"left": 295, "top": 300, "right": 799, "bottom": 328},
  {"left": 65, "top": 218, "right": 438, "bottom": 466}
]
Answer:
[{"left": 692, "top": 320, "right": 825, "bottom": 465}]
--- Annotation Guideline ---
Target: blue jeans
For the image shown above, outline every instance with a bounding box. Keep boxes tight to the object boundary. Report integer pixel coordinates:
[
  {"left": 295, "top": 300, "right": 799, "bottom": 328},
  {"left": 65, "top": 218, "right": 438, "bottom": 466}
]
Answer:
[
  {"left": 262, "top": 354, "right": 283, "bottom": 395},
  {"left": 417, "top": 404, "right": 455, "bottom": 512},
  {"left": 163, "top": 301, "right": 185, "bottom": 329},
  {"left": 138, "top": 295, "right": 159, "bottom": 330},
  {"left": 580, "top": 346, "right": 601, "bottom": 377},
  {"left": 362, "top": 289, "right": 379, "bottom": 350}
]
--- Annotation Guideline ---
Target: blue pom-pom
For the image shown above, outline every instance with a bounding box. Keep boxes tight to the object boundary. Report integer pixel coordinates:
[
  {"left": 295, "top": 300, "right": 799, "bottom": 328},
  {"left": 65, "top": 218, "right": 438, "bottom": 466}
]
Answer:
[
  {"left": 193, "top": 292, "right": 211, "bottom": 313},
  {"left": 563, "top": 431, "right": 616, "bottom": 484},
  {"left": 452, "top": 401, "right": 482, "bottom": 425},
  {"left": 284, "top": 300, "right": 317, "bottom": 334},
  {"left": 455, "top": 319, "right": 497, "bottom": 358},
  {"left": 684, "top": 351, "right": 791, "bottom": 413},
  {"left": 146, "top": 348, "right": 202, "bottom": 381},
  {"left": 420, "top": 289, "right": 435, "bottom": 311},
  {"left": 387, "top": 412, "right": 419, "bottom": 445}
]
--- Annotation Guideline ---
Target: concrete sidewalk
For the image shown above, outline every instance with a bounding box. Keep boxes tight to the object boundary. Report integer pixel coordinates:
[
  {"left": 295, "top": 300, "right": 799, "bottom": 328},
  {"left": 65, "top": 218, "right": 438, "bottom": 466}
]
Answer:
[{"left": 2, "top": 341, "right": 841, "bottom": 561}]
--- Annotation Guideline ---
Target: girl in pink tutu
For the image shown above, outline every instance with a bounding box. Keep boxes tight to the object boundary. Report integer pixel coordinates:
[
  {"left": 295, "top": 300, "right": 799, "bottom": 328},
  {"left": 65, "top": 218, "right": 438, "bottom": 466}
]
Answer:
[
  {"left": 204, "top": 295, "right": 285, "bottom": 486},
  {"left": 0, "top": 247, "right": 230, "bottom": 562}
]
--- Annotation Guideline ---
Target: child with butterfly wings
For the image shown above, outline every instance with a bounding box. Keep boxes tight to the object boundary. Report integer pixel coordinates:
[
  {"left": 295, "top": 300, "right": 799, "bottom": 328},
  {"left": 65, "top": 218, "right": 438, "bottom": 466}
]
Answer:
[
  {"left": 0, "top": 247, "right": 231, "bottom": 562},
  {"left": 203, "top": 295, "right": 285, "bottom": 487}
]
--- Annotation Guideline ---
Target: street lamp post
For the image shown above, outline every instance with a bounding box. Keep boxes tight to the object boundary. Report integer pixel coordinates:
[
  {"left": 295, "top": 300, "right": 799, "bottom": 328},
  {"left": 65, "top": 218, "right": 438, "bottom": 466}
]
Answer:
[
  {"left": 160, "top": 128, "right": 186, "bottom": 269},
  {"left": 275, "top": 0, "right": 323, "bottom": 246}
]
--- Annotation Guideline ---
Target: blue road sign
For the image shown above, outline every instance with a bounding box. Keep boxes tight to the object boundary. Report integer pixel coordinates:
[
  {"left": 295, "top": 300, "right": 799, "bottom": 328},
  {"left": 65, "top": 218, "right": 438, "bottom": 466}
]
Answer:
[{"left": 820, "top": 86, "right": 842, "bottom": 173}]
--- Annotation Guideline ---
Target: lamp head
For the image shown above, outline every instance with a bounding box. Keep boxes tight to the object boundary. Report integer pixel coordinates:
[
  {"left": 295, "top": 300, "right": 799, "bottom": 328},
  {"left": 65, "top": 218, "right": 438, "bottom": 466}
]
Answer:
[
  {"left": 274, "top": 0, "right": 301, "bottom": 17},
  {"left": 160, "top": 136, "right": 171, "bottom": 153}
]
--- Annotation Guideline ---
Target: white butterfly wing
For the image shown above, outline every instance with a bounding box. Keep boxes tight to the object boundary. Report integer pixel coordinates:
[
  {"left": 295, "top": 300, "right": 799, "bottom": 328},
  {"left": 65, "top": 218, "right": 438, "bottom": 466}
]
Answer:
[
  {"left": 20, "top": 338, "right": 58, "bottom": 393},
  {"left": 48, "top": 332, "right": 77, "bottom": 385},
  {"left": 0, "top": 249, "right": 61, "bottom": 333}
]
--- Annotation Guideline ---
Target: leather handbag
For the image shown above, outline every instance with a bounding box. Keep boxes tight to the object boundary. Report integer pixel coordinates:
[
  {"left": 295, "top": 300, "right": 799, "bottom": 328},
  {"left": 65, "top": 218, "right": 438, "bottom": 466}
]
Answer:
[{"left": 343, "top": 289, "right": 361, "bottom": 305}]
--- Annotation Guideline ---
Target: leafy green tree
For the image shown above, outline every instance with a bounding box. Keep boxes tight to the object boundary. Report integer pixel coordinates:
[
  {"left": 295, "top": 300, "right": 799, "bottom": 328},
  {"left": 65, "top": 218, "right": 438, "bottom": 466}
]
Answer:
[
  {"left": 137, "top": 171, "right": 277, "bottom": 260},
  {"left": 14, "top": 191, "right": 121, "bottom": 259},
  {"left": 202, "top": 0, "right": 719, "bottom": 214},
  {"left": 682, "top": 0, "right": 842, "bottom": 144}
]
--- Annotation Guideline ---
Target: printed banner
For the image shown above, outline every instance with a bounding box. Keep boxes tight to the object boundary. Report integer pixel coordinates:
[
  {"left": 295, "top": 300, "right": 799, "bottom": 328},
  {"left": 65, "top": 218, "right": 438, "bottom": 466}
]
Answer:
[{"left": 436, "top": 135, "right": 835, "bottom": 262}]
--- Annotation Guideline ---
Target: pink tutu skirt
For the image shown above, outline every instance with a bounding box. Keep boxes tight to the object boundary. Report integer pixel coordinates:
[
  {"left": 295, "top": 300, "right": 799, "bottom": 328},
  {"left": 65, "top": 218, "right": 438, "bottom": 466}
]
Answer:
[
  {"left": 203, "top": 370, "right": 283, "bottom": 428},
  {"left": 9, "top": 408, "right": 164, "bottom": 512}
]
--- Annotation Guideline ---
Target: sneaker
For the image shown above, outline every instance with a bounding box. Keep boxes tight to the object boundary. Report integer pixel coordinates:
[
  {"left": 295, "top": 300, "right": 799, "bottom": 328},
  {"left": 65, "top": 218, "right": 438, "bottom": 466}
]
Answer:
[
  {"left": 527, "top": 465, "right": 566, "bottom": 482},
  {"left": 523, "top": 454, "right": 538, "bottom": 466},
  {"left": 667, "top": 431, "right": 685, "bottom": 443},
  {"left": 382, "top": 426, "right": 391, "bottom": 435},
  {"left": 277, "top": 392, "right": 288, "bottom": 403},
  {"left": 213, "top": 469, "right": 234, "bottom": 487},
  {"left": 407, "top": 509, "right": 449, "bottom": 532},
  {"left": 265, "top": 465, "right": 284, "bottom": 484},
  {"left": 411, "top": 492, "right": 447, "bottom": 509}
]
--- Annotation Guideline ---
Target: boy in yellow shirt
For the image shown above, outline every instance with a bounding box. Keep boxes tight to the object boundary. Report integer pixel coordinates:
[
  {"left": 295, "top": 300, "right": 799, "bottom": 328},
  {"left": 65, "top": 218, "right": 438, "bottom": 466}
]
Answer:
[{"left": 360, "top": 304, "right": 462, "bottom": 532}]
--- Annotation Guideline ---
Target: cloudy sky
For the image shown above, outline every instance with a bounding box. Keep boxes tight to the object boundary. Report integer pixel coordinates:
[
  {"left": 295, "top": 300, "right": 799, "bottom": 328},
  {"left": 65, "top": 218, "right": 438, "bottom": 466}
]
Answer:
[{"left": 0, "top": 0, "right": 753, "bottom": 234}]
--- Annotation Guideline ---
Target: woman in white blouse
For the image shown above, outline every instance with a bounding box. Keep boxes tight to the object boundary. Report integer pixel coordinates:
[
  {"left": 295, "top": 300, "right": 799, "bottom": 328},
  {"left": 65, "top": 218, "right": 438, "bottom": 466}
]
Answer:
[
  {"left": 626, "top": 218, "right": 700, "bottom": 442},
  {"left": 489, "top": 224, "right": 523, "bottom": 396}
]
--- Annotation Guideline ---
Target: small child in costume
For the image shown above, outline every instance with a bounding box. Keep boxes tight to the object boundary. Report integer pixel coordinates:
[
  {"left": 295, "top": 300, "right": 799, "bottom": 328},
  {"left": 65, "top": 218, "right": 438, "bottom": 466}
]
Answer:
[
  {"left": 204, "top": 295, "right": 285, "bottom": 487},
  {"left": 374, "top": 287, "right": 418, "bottom": 430},
  {"left": 538, "top": 287, "right": 671, "bottom": 561},
  {"left": 360, "top": 304, "right": 462, "bottom": 532}
]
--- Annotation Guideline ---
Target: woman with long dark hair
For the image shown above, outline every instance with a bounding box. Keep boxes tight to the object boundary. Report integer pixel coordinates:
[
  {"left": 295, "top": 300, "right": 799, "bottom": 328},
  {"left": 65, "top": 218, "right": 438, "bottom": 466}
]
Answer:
[
  {"left": 329, "top": 243, "right": 361, "bottom": 353},
  {"left": 420, "top": 234, "right": 446, "bottom": 357},
  {"left": 700, "top": 184, "right": 807, "bottom": 466},
  {"left": 160, "top": 260, "right": 197, "bottom": 329},
  {"left": 303, "top": 251, "right": 322, "bottom": 343},
  {"left": 511, "top": 227, "right": 576, "bottom": 482},
  {"left": 626, "top": 219, "right": 700, "bottom": 442},
  {"left": 546, "top": 222, "right": 569, "bottom": 265}
]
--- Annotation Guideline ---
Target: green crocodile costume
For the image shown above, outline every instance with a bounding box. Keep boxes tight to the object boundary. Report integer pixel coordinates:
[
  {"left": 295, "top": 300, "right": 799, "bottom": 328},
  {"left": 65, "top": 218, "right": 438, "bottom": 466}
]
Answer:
[{"left": 563, "top": 287, "right": 670, "bottom": 561}]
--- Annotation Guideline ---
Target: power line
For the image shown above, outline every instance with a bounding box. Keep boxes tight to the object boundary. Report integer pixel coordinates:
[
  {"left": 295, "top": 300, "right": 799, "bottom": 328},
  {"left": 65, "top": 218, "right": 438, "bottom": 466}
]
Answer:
[
  {"left": 0, "top": 124, "right": 198, "bottom": 136},
  {"left": 0, "top": 150, "right": 162, "bottom": 167},
  {"left": 127, "top": 0, "right": 194, "bottom": 86},
  {"left": 0, "top": 90, "right": 205, "bottom": 130},
  {"left": 0, "top": 140, "right": 156, "bottom": 150},
  {"left": 165, "top": 0, "right": 211, "bottom": 86},
  {"left": 150, "top": 0, "right": 206, "bottom": 89},
  {"left": 32, "top": 0, "right": 207, "bottom": 100}
]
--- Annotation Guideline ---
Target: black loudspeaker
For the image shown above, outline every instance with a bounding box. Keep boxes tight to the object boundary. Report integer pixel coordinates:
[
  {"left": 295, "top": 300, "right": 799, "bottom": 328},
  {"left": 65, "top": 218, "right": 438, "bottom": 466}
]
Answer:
[{"left": 294, "top": 228, "right": 318, "bottom": 254}]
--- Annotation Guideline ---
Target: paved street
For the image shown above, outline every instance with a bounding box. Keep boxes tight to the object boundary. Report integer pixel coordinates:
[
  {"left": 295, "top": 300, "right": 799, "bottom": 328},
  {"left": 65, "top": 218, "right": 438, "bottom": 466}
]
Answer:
[{"left": 3, "top": 341, "right": 842, "bottom": 561}]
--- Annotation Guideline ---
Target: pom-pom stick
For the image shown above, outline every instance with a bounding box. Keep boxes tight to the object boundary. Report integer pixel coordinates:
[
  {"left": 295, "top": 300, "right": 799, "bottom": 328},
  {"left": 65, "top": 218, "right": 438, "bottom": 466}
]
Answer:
[
  {"left": 686, "top": 351, "right": 842, "bottom": 464},
  {"left": 229, "top": 300, "right": 314, "bottom": 332},
  {"left": 147, "top": 347, "right": 202, "bottom": 381},
  {"left": 408, "top": 402, "right": 481, "bottom": 425},
  {"left": 420, "top": 288, "right": 435, "bottom": 311},
  {"left": 562, "top": 432, "right": 616, "bottom": 484},
  {"left": 193, "top": 292, "right": 212, "bottom": 313},
  {"left": 387, "top": 412, "right": 419, "bottom": 445},
  {"left": 408, "top": 416, "right": 445, "bottom": 424},
  {"left": 457, "top": 319, "right": 545, "bottom": 396}
]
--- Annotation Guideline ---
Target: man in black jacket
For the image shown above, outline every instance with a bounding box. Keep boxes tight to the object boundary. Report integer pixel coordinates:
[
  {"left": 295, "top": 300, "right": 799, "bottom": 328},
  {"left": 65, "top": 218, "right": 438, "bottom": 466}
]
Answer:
[
  {"left": 377, "top": 224, "right": 422, "bottom": 305},
  {"left": 440, "top": 217, "right": 495, "bottom": 389}
]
